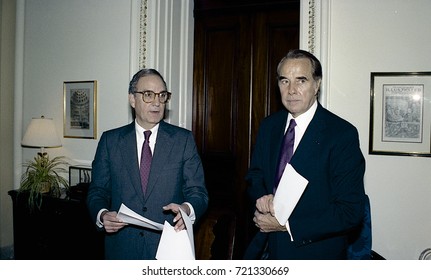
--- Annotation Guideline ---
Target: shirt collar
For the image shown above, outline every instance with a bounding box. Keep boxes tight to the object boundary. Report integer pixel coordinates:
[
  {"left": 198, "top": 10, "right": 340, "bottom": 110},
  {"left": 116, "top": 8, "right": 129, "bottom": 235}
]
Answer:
[
  {"left": 288, "top": 100, "right": 317, "bottom": 131},
  {"left": 135, "top": 120, "right": 159, "bottom": 140}
]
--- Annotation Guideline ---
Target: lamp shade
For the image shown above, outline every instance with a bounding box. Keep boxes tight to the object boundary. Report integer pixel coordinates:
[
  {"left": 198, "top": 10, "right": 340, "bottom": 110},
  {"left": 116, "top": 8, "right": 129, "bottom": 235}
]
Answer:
[{"left": 21, "top": 116, "right": 62, "bottom": 148}]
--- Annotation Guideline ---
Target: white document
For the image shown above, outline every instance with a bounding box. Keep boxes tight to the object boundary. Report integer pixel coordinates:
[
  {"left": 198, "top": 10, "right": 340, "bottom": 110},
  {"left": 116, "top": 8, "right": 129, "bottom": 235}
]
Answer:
[
  {"left": 273, "top": 164, "right": 308, "bottom": 235},
  {"left": 116, "top": 203, "right": 164, "bottom": 231},
  {"left": 156, "top": 207, "right": 195, "bottom": 260}
]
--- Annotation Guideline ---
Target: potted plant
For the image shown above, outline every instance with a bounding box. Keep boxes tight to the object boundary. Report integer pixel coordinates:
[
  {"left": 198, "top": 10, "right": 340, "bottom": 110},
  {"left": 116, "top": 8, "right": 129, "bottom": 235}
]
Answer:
[{"left": 19, "top": 154, "right": 69, "bottom": 211}]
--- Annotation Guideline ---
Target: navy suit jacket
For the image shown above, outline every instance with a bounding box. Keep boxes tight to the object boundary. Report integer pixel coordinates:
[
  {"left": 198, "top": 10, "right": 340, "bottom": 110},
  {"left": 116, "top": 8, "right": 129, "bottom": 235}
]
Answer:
[
  {"left": 87, "top": 120, "right": 208, "bottom": 259},
  {"left": 245, "top": 103, "right": 366, "bottom": 259}
]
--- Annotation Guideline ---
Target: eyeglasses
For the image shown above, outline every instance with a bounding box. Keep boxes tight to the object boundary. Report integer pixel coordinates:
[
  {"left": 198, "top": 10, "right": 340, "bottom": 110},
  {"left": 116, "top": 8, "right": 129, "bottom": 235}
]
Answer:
[{"left": 134, "top": 90, "right": 171, "bottom": 104}]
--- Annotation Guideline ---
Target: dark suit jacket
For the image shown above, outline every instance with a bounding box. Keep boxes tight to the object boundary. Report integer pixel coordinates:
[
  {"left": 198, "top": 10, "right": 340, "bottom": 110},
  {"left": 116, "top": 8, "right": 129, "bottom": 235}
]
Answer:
[
  {"left": 245, "top": 103, "right": 366, "bottom": 259},
  {"left": 87, "top": 120, "right": 208, "bottom": 259}
]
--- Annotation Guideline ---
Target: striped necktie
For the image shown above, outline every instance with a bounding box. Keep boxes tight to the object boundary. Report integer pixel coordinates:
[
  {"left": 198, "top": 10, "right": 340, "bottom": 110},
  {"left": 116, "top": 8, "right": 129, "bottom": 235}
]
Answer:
[{"left": 140, "top": 130, "right": 152, "bottom": 194}]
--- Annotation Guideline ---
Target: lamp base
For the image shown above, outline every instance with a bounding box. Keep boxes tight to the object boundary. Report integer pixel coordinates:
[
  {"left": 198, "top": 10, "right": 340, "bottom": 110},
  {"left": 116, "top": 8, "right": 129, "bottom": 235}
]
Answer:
[{"left": 36, "top": 152, "right": 49, "bottom": 159}]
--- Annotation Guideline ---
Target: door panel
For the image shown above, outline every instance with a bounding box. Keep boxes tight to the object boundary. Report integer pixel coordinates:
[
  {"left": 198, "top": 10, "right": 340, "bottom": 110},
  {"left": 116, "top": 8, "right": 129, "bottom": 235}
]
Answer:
[
  {"left": 193, "top": 14, "right": 251, "bottom": 208},
  {"left": 193, "top": 0, "right": 299, "bottom": 259}
]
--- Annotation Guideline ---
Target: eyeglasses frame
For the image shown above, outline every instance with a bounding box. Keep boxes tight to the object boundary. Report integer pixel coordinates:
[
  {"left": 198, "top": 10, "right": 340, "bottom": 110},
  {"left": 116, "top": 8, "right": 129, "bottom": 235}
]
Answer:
[{"left": 134, "top": 90, "right": 172, "bottom": 104}]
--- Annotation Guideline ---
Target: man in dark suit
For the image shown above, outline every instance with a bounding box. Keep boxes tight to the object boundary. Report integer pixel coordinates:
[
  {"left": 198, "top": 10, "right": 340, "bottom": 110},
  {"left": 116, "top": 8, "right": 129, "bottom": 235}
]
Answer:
[
  {"left": 245, "top": 49, "right": 366, "bottom": 259},
  {"left": 87, "top": 69, "right": 208, "bottom": 259}
]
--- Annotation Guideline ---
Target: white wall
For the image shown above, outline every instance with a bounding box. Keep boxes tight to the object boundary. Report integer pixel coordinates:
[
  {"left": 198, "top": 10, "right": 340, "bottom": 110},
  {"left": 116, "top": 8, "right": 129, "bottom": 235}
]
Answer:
[
  {"left": 19, "top": 0, "right": 133, "bottom": 168},
  {"left": 17, "top": 0, "right": 194, "bottom": 170},
  {"left": 325, "top": 0, "right": 431, "bottom": 259}
]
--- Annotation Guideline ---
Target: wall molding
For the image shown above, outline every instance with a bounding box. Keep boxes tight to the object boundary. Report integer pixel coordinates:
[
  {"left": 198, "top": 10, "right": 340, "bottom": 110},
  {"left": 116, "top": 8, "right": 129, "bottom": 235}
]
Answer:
[
  {"left": 136, "top": 0, "right": 193, "bottom": 129},
  {"left": 300, "top": 0, "right": 330, "bottom": 108},
  {"left": 308, "top": 0, "right": 316, "bottom": 53},
  {"left": 139, "top": 0, "right": 148, "bottom": 68}
]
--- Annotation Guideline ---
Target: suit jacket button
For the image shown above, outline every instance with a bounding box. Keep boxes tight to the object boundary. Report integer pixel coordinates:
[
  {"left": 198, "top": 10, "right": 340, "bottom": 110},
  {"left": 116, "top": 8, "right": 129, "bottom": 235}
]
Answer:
[
  {"left": 142, "top": 207, "right": 147, "bottom": 212},
  {"left": 139, "top": 232, "right": 144, "bottom": 237}
]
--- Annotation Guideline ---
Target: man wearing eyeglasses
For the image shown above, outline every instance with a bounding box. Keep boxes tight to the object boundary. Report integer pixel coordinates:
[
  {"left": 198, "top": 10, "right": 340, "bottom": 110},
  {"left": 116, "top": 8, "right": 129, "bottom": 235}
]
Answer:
[{"left": 87, "top": 69, "right": 209, "bottom": 259}]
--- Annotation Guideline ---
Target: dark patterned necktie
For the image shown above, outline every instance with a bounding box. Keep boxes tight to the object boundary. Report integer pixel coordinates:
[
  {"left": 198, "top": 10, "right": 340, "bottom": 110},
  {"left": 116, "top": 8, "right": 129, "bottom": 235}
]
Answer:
[
  {"left": 140, "top": 130, "right": 152, "bottom": 194},
  {"left": 274, "top": 119, "right": 296, "bottom": 191}
]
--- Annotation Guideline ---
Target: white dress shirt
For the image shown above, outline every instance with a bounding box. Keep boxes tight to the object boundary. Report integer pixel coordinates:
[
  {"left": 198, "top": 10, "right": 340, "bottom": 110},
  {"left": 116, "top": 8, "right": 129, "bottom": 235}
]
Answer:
[{"left": 285, "top": 100, "right": 318, "bottom": 153}]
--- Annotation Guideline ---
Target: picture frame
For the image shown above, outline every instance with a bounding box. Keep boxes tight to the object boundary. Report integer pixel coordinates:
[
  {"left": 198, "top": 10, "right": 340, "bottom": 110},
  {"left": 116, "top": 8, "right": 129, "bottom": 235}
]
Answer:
[
  {"left": 63, "top": 80, "right": 97, "bottom": 139},
  {"left": 69, "top": 166, "right": 92, "bottom": 187},
  {"left": 68, "top": 166, "right": 92, "bottom": 201},
  {"left": 369, "top": 72, "right": 431, "bottom": 157}
]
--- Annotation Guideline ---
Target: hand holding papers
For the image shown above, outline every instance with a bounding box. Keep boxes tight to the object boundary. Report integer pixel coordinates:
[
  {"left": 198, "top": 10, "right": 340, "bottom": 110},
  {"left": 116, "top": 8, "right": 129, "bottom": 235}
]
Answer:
[
  {"left": 156, "top": 207, "right": 195, "bottom": 260},
  {"left": 116, "top": 203, "right": 164, "bottom": 230},
  {"left": 116, "top": 203, "right": 195, "bottom": 259},
  {"left": 273, "top": 164, "right": 308, "bottom": 239}
]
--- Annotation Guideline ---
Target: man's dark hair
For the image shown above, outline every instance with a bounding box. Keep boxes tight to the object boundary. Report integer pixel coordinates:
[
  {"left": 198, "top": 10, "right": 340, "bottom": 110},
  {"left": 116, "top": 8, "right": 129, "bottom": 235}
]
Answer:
[
  {"left": 277, "top": 49, "right": 322, "bottom": 81},
  {"left": 128, "top": 68, "right": 167, "bottom": 94}
]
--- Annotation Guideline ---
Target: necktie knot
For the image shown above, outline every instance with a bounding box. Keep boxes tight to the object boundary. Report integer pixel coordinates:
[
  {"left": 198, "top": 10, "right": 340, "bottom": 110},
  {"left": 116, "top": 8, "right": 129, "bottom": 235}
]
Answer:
[
  {"left": 287, "top": 119, "right": 297, "bottom": 132},
  {"left": 144, "top": 130, "right": 152, "bottom": 142}
]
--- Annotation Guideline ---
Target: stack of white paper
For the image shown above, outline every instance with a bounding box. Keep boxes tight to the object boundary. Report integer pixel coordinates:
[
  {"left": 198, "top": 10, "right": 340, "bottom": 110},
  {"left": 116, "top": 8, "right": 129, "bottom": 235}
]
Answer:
[
  {"left": 117, "top": 204, "right": 164, "bottom": 230},
  {"left": 156, "top": 207, "right": 195, "bottom": 260},
  {"left": 273, "top": 164, "right": 308, "bottom": 240},
  {"left": 116, "top": 203, "right": 195, "bottom": 260}
]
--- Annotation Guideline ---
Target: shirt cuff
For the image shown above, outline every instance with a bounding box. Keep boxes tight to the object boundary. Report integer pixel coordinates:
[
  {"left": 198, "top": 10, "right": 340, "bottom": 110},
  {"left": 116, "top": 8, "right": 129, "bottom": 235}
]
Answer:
[
  {"left": 96, "top": 208, "right": 108, "bottom": 228},
  {"left": 184, "top": 202, "right": 196, "bottom": 224}
]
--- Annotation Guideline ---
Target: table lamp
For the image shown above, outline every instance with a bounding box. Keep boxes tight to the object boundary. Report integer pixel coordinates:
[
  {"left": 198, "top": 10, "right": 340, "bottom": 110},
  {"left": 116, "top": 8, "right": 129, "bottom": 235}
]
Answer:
[{"left": 21, "top": 116, "right": 62, "bottom": 157}]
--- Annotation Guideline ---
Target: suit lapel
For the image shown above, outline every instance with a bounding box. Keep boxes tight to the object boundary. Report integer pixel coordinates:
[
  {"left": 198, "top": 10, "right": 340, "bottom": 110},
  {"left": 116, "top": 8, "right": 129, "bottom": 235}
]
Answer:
[
  {"left": 291, "top": 104, "right": 327, "bottom": 170},
  {"left": 119, "top": 122, "right": 144, "bottom": 202}
]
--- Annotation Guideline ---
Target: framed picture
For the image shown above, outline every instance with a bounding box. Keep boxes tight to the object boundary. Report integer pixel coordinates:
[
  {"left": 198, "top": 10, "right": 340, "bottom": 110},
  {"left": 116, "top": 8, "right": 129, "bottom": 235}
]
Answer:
[
  {"left": 63, "top": 80, "right": 97, "bottom": 139},
  {"left": 69, "top": 166, "right": 92, "bottom": 187},
  {"left": 369, "top": 72, "right": 431, "bottom": 157},
  {"left": 68, "top": 166, "right": 91, "bottom": 200}
]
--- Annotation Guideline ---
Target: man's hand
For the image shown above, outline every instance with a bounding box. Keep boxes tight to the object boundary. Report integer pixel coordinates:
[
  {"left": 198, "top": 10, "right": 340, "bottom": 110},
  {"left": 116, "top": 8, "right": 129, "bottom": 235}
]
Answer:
[
  {"left": 253, "top": 210, "right": 286, "bottom": 232},
  {"left": 101, "top": 211, "right": 127, "bottom": 233},
  {"left": 254, "top": 194, "right": 285, "bottom": 232},
  {"left": 162, "top": 203, "right": 190, "bottom": 232},
  {"left": 255, "top": 194, "right": 275, "bottom": 216}
]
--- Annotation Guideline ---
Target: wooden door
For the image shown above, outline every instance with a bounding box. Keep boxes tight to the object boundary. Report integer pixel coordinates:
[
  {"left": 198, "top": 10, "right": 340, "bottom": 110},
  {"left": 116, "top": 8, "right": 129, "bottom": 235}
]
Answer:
[{"left": 193, "top": 0, "right": 299, "bottom": 259}]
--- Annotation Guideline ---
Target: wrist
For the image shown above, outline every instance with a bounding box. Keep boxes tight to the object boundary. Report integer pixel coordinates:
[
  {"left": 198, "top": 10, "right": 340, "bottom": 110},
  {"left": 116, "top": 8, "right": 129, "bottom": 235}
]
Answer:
[
  {"left": 181, "top": 203, "right": 191, "bottom": 216},
  {"left": 100, "top": 210, "right": 109, "bottom": 224}
]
